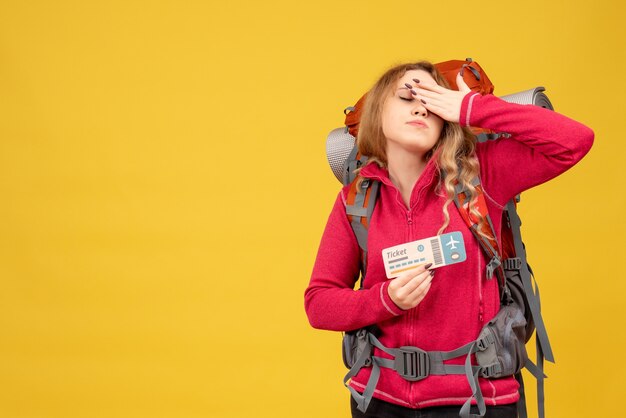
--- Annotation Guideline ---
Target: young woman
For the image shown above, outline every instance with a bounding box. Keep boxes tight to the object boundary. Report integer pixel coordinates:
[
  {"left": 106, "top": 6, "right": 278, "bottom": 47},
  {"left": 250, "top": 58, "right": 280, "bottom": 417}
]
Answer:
[{"left": 304, "top": 61, "right": 594, "bottom": 418}]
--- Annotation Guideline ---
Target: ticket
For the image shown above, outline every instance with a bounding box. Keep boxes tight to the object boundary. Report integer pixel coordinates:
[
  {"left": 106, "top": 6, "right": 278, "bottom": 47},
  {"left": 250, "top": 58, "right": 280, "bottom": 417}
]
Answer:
[{"left": 382, "top": 231, "right": 467, "bottom": 279}]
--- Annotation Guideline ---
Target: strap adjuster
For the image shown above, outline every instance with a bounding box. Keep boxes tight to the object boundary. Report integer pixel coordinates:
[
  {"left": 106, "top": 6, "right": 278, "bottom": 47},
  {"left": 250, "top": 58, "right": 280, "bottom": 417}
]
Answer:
[
  {"left": 476, "top": 333, "right": 495, "bottom": 351},
  {"left": 486, "top": 255, "right": 502, "bottom": 279},
  {"left": 480, "top": 363, "right": 502, "bottom": 378},
  {"left": 354, "top": 329, "right": 373, "bottom": 366},
  {"left": 394, "top": 346, "right": 430, "bottom": 381},
  {"left": 503, "top": 257, "right": 522, "bottom": 271}
]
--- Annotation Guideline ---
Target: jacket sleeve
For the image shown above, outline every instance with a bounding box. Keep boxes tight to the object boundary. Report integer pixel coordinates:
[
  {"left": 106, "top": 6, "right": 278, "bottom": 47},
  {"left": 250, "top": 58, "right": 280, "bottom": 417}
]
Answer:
[
  {"left": 460, "top": 92, "right": 595, "bottom": 206},
  {"left": 304, "top": 189, "right": 406, "bottom": 332}
]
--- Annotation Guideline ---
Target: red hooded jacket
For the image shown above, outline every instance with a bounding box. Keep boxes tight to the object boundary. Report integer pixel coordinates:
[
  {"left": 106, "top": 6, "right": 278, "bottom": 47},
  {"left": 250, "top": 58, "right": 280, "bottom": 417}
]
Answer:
[{"left": 304, "top": 92, "right": 594, "bottom": 408}]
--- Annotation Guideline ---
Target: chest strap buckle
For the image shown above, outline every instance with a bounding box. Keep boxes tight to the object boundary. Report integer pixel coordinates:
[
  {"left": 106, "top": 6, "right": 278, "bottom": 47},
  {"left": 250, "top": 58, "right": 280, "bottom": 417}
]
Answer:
[{"left": 394, "top": 346, "right": 430, "bottom": 381}]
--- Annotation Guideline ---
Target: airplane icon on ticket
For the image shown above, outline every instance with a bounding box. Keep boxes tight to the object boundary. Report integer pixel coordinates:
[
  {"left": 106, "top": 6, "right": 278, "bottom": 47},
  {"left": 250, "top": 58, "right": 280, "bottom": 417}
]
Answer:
[{"left": 445, "top": 235, "right": 460, "bottom": 250}]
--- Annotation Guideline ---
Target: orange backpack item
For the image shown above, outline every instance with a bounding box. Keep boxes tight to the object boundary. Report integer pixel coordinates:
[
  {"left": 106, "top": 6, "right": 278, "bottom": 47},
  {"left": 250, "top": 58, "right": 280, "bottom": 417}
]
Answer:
[
  {"left": 344, "top": 58, "right": 495, "bottom": 139},
  {"left": 435, "top": 57, "right": 494, "bottom": 96}
]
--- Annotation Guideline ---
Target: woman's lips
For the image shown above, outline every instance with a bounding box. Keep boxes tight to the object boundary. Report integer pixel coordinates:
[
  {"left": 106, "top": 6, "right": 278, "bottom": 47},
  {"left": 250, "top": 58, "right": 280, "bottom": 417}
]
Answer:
[{"left": 407, "top": 121, "right": 427, "bottom": 128}]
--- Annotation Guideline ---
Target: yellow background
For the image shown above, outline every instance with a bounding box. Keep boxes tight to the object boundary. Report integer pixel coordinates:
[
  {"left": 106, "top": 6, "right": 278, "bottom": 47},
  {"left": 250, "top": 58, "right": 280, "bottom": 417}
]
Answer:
[{"left": 0, "top": 1, "right": 623, "bottom": 417}]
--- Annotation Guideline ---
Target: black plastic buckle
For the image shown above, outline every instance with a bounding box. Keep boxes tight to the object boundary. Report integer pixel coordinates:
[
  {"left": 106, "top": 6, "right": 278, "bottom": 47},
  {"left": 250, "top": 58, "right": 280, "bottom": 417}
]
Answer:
[
  {"left": 481, "top": 363, "right": 502, "bottom": 378},
  {"left": 394, "top": 346, "right": 429, "bottom": 381},
  {"left": 476, "top": 333, "right": 495, "bottom": 351},
  {"left": 503, "top": 258, "right": 522, "bottom": 271}
]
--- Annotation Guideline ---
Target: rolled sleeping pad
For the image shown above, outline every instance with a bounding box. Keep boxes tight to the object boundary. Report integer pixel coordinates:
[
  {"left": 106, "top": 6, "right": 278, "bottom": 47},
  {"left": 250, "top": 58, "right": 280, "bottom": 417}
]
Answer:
[
  {"left": 499, "top": 86, "right": 553, "bottom": 110},
  {"left": 326, "top": 87, "right": 553, "bottom": 183},
  {"left": 326, "top": 126, "right": 356, "bottom": 183}
]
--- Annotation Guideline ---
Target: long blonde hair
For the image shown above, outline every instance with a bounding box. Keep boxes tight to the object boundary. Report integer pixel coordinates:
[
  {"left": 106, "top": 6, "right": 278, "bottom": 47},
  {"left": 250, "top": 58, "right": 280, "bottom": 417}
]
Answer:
[{"left": 354, "top": 61, "right": 486, "bottom": 236}]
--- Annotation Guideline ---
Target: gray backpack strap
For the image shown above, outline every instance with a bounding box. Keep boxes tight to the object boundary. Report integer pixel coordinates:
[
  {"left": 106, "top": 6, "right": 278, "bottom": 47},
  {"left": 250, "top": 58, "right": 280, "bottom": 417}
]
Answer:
[
  {"left": 459, "top": 341, "right": 487, "bottom": 418},
  {"left": 370, "top": 335, "right": 483, "bottom": 377},
  {"left": 346, "top": 359, "right": 383, "bottom": 413},
  {"left": 343, "top": 144, "right": 368, "bottom": 186},
  {"left": 536, "top": 329, "right": 547, "bottom": 418},
  {"left": 476, "top": 132, "right": 512, "bottom": 143},
  {"left": 345, "top": 178, "right": 380, "bottom": 288},
  {"left": 504, "top": 200, "right": 554, "bottom": 418},
  {"left": 355, "top": 333, "right": 487, "bottom": 416},
  {"left": 453, "top": 177, "right": 505, "bottom": 285},
  {"left": 515, "top": 372, "right": 529, "bottom": 418},
  {"left": 341, "top": 166, "right": 382, "bottom": 409},
  {"left": 344, "top": 330, "right": 512, "bottom": 417},
  {"left": 344, "top": 332, "right": 392, "bottom": 413},
  {"left": 343, "top": 330, "right": 380, "bottom": 413},
  {"left": 504, "top": 200, "right": 554, "bottom": 361}
]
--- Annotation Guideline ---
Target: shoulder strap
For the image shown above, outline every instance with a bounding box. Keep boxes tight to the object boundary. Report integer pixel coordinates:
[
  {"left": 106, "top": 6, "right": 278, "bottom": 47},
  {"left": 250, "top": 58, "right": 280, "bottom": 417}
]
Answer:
[
  {"left": 452, "top": 176, "right": 507, "bottom": 294},
  {"left": 346, "top": 175, "right": 380, "bottom": 289},
  {"left": 503, "top": 200, "right": 554, "bottom": 418},
  {"left": 457, "top": 178, "right": 555, "bottom": 418},
  {"left": 503, "top": 200, "right": 554, "bottom": 361},
  {"left": 343, "top": 144, "right": 368, "bottom": 186}
]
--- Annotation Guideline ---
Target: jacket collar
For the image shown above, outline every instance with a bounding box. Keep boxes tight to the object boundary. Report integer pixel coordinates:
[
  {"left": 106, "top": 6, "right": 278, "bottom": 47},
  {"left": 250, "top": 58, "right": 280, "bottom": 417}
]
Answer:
[{"left": 358, "top": 150, "right": 441, "bottom": 193}]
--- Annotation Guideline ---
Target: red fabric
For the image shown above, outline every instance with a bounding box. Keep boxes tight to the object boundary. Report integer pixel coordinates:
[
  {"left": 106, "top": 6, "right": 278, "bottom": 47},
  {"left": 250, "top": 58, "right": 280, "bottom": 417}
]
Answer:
[
  {"left": 304, "top": 93, "right": 594, "bottom": 408},
  {"left": 434, "top": 59, "right": 494, "bottom": 96}
]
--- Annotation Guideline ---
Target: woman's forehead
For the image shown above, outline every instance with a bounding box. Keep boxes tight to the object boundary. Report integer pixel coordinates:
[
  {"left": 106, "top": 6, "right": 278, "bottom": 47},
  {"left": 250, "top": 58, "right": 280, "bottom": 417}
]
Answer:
[{"left": 397, "top": 69, "right": 435, "bottom": 85}]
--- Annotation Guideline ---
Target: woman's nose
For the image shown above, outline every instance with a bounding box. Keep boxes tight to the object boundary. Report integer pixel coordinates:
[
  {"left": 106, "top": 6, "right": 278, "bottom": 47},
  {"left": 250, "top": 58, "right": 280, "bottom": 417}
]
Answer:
[{"left": 412, "top": 103, "right": 427, "bottom": 117}]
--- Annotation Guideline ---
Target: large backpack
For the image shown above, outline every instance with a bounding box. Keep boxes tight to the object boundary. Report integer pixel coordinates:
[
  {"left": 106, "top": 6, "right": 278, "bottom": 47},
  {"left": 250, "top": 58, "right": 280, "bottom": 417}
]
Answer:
[{"left": 326, "top": 58, "right": 555, "bottom": 418}]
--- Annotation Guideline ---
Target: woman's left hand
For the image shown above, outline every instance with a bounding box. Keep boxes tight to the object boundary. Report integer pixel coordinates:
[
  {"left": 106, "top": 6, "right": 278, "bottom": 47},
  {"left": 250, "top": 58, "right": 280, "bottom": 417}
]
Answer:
[{"left": 411, "top": 73, "right": 472, "bottom": 123}]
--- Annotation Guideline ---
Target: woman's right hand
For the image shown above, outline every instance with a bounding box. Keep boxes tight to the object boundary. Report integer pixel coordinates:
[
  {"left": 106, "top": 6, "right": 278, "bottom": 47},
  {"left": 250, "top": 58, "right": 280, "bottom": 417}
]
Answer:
[{"left": 387, "top": 263, "right": 434, "bottom": 310}]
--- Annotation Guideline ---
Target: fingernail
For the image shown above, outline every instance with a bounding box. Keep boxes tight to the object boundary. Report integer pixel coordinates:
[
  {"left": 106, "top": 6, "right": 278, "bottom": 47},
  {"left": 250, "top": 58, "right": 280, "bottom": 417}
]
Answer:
[
  {"left": 420, "top": 99, "right": 426, "bottom": 104},
  {"left": 404, "top": 83, "right": 413, "bottom": 89},
  {"left": 410, "top": 89, "right": 417, "bottom": 95},
  {"left": 430, "top": 270, "right": 435, "bottom": 277},
  {"left": 424, "top": 263, "right": 433, "bottom": 269},
  {"left": 412, "top": 78, "right": 420, "bottom": 83}
]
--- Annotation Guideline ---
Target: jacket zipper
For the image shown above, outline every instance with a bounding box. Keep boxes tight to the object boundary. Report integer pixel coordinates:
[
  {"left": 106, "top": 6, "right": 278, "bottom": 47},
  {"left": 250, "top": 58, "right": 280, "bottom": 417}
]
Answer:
[
  {"left": 477, "top": 246, "right": 484, "bottom": 324},
  {"left": 369, "top": 173, "right": 422, "bottom": 407},
  {"left": 406, "top": 208, "right": 414, "bottom": 345},
  {"left": 406, "top": 208, "right": 415, "bottom": 406},
  {"left": 364, "top": 169, "right": 485, "bottom": 406}
]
